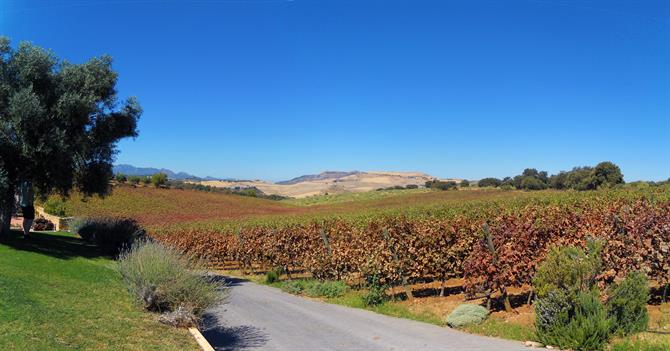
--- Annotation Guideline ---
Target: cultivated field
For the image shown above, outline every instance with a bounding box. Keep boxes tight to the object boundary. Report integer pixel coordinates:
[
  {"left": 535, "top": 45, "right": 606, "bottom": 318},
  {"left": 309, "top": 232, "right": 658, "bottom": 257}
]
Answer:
[
  {"left": 53, "top": 183, "right": 670, "bottom": 349},
  {"left": 50, "top": 185, "right": 527, "bottom": 229}
]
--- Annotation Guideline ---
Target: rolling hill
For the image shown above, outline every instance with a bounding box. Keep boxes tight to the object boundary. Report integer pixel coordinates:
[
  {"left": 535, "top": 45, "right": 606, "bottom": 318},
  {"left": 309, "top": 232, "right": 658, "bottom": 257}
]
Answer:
[{"left": 197, "top": 171, "right": 461, "bottom": 198}]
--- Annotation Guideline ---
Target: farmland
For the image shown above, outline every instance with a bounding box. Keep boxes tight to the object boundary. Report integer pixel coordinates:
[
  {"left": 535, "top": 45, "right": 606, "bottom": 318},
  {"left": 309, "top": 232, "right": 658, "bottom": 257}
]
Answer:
[
  {"left": 53, "top": 183, "right": 670, "bottom": 348},
  {"left": 48, "top": 184, "right": 532, "bottom": 229},
  {"left": 54, "top": 184, "right": 670, "bottom": 296}
]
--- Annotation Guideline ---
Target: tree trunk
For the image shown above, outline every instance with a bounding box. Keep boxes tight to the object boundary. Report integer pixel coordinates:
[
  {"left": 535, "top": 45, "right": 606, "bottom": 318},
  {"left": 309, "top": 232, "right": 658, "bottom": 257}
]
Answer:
[
  {"left": 501, "top": 286, "right": 513, "bottom": 313},
  {"left": 663, "top": 283, "right": 668, "bottom": 303},
  {"left": 439, "top": 276, "right": 446, "bottom": 297},
  {"left": 0, "top": 205, "right": 11, "bottom": 238},
  {"left": 0, "top": 188, "right": 14, "bottom": 238}
]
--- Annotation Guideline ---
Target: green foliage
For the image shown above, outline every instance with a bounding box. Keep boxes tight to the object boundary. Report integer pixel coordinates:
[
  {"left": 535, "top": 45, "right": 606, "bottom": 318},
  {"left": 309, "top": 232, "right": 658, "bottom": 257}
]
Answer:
[
  {"left": 534, "top": 242, "right": 613, "bottom": 351},
  {"left": 265, "top": 266, "right": 284, "bottom": 284},
  {"left": 533, "top": 240, "right": 603, "bottom": 298},
  {"left": 72, "top": 217, "right": 146, "bottom": 256},
  {"left": 151, "top": 173, "right": 168, "bottom": 188},
  {"left": 118, "top": 240, "right": 226, "bottom": 326},
  {"left": 0, "top": 37, "right": 141, "bottom": 231},
  {"left": 278, "top": 279, "right": 348, "bottom": 298},
  {"left": 115, "top": 173, "right": 127, "bottom": 183},
  {"left": 593, "top": 161, "right": 624, "bottom": 188},
  {"left": 127, "top": 175, "right": 142, "bottom": 185},
  {"left": 43, "top": 197, "right": 68, "bottom": 217},
  {"left": 540, "top": 289, "right": 611, "bottom": 351},
  {"left": 607, "top": 271, "right": 649, "bottom": 336},
  {"left": 460, "top": 179, "right": 470, "bottom": 187},
  {"left": 142, "top": 176, "right": 151, "bottom": 185},
  {"left": 425, "top": 179, "right": 458, "bottom": 190},
  {"left": 305, "top": 280, "right": 349, "bottom": 298},
  {"left": 478, "top": 178, "right": 502, "bottom": 187},
  {"left": 280, "top": 280, "right": 307, "bottom": 294},
  {"left": 362, "top": 274, "right": 387, "bottom": 306},
  {"left": 611, "top": 338, "right": 670, "bottom": 351},
  {"left": 535, "top": 289, "right": 572, "bottom": 335},
  {"left": 446, "top": 304, "right": 489, "bottom": 328}
]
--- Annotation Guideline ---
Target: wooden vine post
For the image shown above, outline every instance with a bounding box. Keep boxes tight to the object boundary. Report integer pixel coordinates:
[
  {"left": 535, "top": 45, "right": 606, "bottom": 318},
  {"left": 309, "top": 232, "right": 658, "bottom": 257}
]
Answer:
[
  {"left": 382, "top": 228, "right": 414, "bottom": 302},
  {"left": 235, "top": 228, "right": 244, "bottom": 273},
  {"left": 483, "top": 223, "right": 513, "bottom": 313},
  {"left": 320, "top": 227, "right": 335, "bottom": 279}
]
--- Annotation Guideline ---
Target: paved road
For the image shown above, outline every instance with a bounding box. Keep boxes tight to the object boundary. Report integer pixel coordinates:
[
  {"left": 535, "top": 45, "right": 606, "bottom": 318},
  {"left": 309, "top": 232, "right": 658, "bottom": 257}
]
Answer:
[{"left": 201, "top": 278, "right": 527, "bottom": 351}]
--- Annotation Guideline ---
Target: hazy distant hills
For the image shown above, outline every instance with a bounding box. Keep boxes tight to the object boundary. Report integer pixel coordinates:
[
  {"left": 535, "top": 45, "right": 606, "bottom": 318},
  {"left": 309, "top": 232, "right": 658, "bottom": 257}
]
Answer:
[
  {"left": 277, "top": 171, "right": 362, "bottom": 185},
  {"left": 113, "top": 164, "right": 221, "bottom": 181},
  {"left": 116, "top": 165, "right": 460, "bottom": 198}
]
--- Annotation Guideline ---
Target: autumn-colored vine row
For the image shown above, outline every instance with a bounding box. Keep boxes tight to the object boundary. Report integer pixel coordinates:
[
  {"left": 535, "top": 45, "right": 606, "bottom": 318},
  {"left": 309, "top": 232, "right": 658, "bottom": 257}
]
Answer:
[{"left": 152, "top": 195, "right": 670, "bottom": 300}]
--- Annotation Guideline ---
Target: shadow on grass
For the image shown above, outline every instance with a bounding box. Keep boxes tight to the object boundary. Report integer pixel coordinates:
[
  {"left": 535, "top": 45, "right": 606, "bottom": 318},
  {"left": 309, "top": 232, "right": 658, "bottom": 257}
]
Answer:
[{"left": 0, "top": 230, "right": 105, "bottom": 260}]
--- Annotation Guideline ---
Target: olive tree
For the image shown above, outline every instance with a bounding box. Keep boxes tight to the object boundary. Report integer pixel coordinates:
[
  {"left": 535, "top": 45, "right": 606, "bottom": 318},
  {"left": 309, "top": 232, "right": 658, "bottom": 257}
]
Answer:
[{"left": 0, "top": 38, "right": 141, "bottom": 236}]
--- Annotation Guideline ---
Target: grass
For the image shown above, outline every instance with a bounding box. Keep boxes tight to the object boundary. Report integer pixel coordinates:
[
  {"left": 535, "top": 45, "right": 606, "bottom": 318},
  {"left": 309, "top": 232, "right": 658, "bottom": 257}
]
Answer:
[
  {"left": 462, "top": 316, "right": 536, "bottom": 341},
  {"left": 610, "top": 333, "right": 670, "bottom": 351},
  {"left": 0, "top": 230, "right": 198, "bottom": 350}
]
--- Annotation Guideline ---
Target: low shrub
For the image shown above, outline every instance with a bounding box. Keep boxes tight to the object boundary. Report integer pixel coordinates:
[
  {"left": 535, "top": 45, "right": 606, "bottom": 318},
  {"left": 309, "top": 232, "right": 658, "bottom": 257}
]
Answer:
[
  {"left": 533, "top": 240, "right": 602, "bottom": 298},
  {"left": 305, "top": 280, "right": 348, "bottom": 298},
  {"left": 362, "top": 274, "right": 387, "bottom": 307},
  {"left": 446, "top": 304, "right": 489, "bottom": 328},
  {"left": 607, "top": 271, "right": 649, "bottom": 336},
  {"left": 72, "top": 217, "right": 145, "bottom": 255},
  {"left": 266, "top": 267, "right": 284, "bottom": 284},
  {"left": 43, "top": 197, "right": 68, "bottom": 217},
  {"left": 118, "top": 240, "right": 226, "bottom": 327},
  {"left": 31, "top": 217, "right": 55, "bottom": 231},
  {"left": 537, "top": 289, "right": 611, "bottom": 351},
  {"left": 533, "top": 241, "right": 612, "bottom": 351},
  {"left": 281, "top": 280, "right": 307, "bottom": 294}
]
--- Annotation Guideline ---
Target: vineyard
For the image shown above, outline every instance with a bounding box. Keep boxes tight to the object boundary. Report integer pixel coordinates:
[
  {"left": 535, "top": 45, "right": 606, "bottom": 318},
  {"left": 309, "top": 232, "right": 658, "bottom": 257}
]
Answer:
[{"left": 150, "top": 185, "right": 670, "bottom": 309}]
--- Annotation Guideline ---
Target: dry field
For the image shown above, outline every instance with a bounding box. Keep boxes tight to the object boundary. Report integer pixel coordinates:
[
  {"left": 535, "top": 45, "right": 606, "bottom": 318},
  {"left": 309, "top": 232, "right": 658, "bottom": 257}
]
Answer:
[{"left": 195, "top": 171, "right": 461, "bottom": 198}]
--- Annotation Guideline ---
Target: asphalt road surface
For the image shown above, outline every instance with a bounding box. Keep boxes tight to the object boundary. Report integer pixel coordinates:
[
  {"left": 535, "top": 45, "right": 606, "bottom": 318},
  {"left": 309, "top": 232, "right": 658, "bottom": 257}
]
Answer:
[{"left": 201, "top": 278, "right": 527, "bottom": 351}]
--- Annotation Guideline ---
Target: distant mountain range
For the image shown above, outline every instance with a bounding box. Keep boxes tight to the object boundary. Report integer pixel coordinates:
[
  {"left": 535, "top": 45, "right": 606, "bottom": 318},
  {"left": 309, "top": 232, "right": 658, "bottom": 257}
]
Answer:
[
  {"left": 277, "top": 171, "right": 362, "bottom": 185},
  {"left": 114, "top": 165, "right": 454, "bottom": 198},
  {"left": 113, "top": 164, "right": 221, "bottom": 181}
]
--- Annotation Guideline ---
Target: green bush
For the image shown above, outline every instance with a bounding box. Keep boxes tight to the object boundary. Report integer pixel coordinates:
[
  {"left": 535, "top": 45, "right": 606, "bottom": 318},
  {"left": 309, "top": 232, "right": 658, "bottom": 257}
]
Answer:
[
  {"left": 533, "top": 241, "right": 612, "bottom": 351},
  {"left": 151, "top": 173, "right": 168, "bottom": 188},
  {"left": 362, "top": 285, "right": 388, "bottom": 306},
  {"left": 281, "top": 280, "right": 307, "bottom": 294},
  {"left": 118, "top": 240, "right": 226, "bottom": 327},
  {"left": 535, "top": 289, "right": 572, "bottom": 333},
  {"left": 43, "top": 197, "right": 68, "bottom": 217},
  {"left": 115, "top": 173, "right": 127, "bottom": 183},
  {"left": 305, "top": 280, "right": 348, "bottom": 298},
  {"left": 265, "top": 267, "right": 284, "bottom": 284},
  {"left": 128, "top": 175, "right": 142, "bottom": 185},
  {"left": 446, "top": 304, "right": 489, "bottom": 328},
  {"left": 533, "top": 241, "right": 602, "bottom": 298},
  {"left": 607, "top": 271, "right": 649, "bottom": 336},
  {"left": 72, "top": 217, "right": 146, "bottom": 256},
  {"left": 537, "top": 289, "right": 611, "bottom": 351}
]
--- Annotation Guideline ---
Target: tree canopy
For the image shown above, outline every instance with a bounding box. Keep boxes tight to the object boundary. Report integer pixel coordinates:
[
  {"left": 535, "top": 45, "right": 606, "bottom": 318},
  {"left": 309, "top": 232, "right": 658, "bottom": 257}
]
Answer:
[
  {"left": 477, "top": 162, "right": 624, "bottom": 191},
  {"left": 0, "top": 38, "right": 141, "bottom": 235}
]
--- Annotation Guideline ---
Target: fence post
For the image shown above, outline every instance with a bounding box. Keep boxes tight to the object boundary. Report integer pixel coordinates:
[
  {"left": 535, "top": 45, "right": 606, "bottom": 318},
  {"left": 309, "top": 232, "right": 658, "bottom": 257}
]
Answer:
[{"left": 382, "top": 228, "right": 414, "bottom": 302}]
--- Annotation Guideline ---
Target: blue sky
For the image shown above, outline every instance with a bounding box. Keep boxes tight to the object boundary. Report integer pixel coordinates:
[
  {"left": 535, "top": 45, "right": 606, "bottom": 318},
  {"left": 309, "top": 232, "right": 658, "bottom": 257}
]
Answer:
[{"left": 2, "top": 0, "right": 669, "bottom": 181}]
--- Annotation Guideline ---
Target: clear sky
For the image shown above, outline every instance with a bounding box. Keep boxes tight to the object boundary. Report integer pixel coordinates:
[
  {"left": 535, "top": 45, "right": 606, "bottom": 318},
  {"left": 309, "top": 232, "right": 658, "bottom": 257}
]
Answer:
[{"left": 2, "top": 0, "right": 669, "bottom": 181}]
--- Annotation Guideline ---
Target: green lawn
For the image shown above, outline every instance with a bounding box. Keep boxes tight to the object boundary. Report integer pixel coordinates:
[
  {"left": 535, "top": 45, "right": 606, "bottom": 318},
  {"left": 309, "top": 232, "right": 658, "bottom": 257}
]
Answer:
[{"left": 0, "top": 231, "right": 198, "bottom": 351}]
